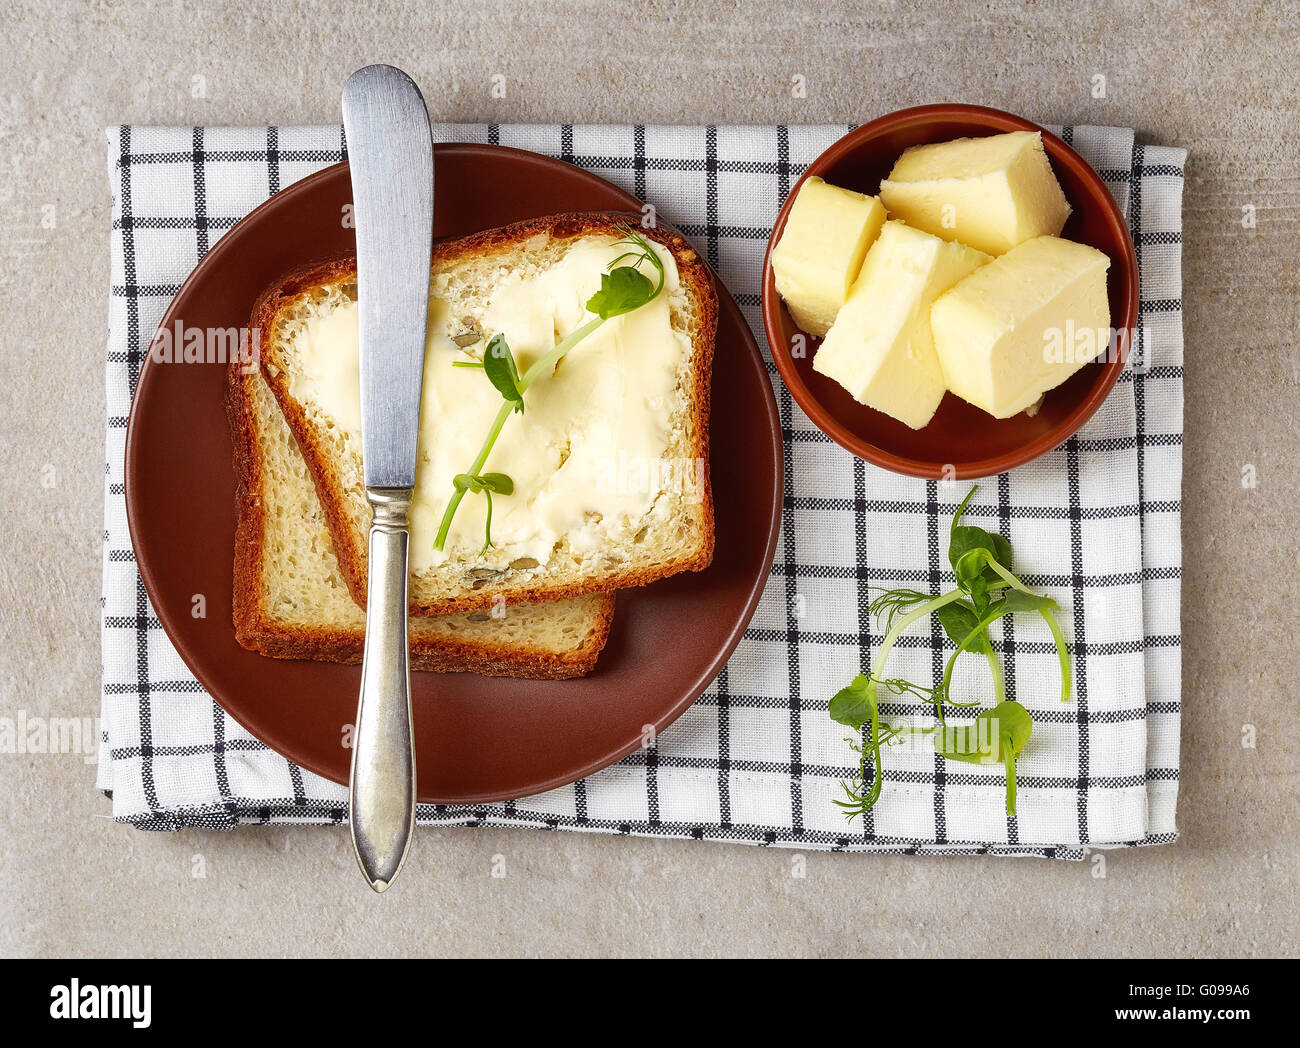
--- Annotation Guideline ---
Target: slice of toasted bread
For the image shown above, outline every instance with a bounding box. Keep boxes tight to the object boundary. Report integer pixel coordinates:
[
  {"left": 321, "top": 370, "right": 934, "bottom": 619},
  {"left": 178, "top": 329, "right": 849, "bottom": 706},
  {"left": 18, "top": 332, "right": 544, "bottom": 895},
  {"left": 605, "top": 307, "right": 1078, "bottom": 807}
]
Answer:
[
  {"left": 255, "top": 212, "right": 717, "bottom": 617},
  {"left": 227, "top": 361, "right": 615, "bottom": 679}
]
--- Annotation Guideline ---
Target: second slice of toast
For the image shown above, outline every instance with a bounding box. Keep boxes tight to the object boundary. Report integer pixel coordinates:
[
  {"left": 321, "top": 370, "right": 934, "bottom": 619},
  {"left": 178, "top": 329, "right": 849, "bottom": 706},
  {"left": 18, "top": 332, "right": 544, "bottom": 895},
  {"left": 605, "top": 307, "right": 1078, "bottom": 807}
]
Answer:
[
  {"left": 227, "top": 361, "right": 616, "bottom": 678},
  {"left": 255, "top": 212, "right": 717, "bottom": 616}
]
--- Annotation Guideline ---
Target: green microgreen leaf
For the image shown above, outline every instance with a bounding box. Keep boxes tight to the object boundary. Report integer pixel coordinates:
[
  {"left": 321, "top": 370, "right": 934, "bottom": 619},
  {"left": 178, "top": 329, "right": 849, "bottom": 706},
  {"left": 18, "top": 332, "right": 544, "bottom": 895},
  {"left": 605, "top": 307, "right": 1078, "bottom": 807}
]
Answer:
[
  {"left": 934, "top": 700, "right": 1034, "bottom": 815},
  {"left": 482, "top": 333, "right": 525, "bottom": 413},
  {"left": 585, "top": 226, "right": 666, "bottom": 318},
  {"left": 949, "top": 487, "right": 1013, "bottom": 611},
  {"left": 936, "top": 599, "right": 993, "bottom": 655},
  {"left": 828, "top": 674, "right": 875, "bottom": 729},
  {"left": 586, "top": 265, "right": 655, "bottom": 318},
  {"left": 477, "top": 472, "right": 514, "bottom": 495},
  {"left": 936, "top": 700, "right": 1033, "bottom": 764}
]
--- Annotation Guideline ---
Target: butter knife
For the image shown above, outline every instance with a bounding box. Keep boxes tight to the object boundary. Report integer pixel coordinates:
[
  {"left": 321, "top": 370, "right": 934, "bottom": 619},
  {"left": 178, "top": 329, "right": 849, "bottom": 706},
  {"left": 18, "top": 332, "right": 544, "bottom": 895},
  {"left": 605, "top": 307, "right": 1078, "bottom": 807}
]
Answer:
[{"left": 341, "top": 64, "right": 434, "bottom": 893}]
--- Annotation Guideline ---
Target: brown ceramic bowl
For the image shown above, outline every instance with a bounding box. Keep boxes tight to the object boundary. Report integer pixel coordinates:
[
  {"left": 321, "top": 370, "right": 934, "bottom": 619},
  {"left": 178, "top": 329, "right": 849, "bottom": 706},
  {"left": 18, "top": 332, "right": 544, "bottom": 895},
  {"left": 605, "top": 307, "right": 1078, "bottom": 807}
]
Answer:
[
  {"left": 762, "top": 103, "right": 1139, "bottom": 478},
  {"left": 125, "top": 145, "right": 782, "bottom": 804}
]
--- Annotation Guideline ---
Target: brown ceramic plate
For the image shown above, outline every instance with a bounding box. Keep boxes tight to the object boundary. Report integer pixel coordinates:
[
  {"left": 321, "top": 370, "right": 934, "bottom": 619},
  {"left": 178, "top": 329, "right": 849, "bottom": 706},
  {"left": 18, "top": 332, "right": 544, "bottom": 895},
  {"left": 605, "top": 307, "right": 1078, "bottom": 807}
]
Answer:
[
  {"left": 125, "top": 144, "right": 782, "bottom": 803},
  {"left": 762, "top": 103, "right": 1139, "bottom": 478}
]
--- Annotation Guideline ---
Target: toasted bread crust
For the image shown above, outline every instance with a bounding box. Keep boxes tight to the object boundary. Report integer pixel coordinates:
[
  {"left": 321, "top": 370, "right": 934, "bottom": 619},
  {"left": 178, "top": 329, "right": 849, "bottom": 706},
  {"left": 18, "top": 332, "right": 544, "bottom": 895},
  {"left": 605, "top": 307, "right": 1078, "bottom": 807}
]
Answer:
[
  {"left": 226, "top": 358, "right": 616, "bottom": 679},
  {"left": 253, "top": 211, "right": 717, "bottom": 617}
]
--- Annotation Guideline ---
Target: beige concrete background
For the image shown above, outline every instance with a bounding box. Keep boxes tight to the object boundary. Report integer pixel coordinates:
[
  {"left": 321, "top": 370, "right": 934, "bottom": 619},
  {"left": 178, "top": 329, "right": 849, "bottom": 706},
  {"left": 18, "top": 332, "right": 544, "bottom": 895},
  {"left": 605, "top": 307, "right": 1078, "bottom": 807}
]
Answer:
[{"left": 1, "top": 0, "right": 1297, "bottom": 958}]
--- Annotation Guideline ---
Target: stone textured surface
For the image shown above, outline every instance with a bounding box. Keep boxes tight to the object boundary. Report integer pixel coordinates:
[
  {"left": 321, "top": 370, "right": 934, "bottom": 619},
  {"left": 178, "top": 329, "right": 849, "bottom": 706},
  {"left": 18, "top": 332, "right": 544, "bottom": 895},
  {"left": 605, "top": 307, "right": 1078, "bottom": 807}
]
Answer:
[{"left": 1, "top": 0, "right": 1297, "bottom": 958}]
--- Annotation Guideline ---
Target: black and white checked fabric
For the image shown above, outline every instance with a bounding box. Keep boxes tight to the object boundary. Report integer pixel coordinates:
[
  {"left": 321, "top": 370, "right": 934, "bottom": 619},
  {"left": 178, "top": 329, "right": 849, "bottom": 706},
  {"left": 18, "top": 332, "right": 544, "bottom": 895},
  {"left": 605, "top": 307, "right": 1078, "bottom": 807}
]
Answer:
[{"left": 100, "top": 124, "right": 1186, "bottom": 858}]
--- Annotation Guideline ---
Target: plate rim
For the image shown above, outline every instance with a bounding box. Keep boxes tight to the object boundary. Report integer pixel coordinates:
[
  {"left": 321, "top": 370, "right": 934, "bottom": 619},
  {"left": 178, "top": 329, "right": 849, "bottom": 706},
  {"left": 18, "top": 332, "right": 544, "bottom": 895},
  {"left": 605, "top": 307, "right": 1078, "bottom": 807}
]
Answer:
[{"left": 123, "top": 143, "right": 784, "bottom": 803}]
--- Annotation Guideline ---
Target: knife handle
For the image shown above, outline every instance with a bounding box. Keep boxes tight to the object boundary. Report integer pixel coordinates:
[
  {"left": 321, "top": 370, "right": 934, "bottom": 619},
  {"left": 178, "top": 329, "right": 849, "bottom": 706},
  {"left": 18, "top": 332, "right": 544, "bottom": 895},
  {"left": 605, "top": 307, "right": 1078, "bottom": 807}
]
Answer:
[{"left": 350, "top": 488, "right": 417, "bottom": 892}]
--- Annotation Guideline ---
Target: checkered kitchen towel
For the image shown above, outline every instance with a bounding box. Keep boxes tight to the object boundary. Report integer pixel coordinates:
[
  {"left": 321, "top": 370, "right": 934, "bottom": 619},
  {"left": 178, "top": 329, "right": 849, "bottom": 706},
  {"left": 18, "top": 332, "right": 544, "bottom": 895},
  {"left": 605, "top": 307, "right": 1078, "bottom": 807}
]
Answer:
[{"left": 100, "top": 124, "right": 1186, "bottom": 858}]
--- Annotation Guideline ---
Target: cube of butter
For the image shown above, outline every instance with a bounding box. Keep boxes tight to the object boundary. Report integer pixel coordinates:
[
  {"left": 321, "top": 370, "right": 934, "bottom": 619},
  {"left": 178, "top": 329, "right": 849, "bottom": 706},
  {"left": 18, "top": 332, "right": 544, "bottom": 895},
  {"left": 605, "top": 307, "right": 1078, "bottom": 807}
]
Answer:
[
  {"left": 930, "top": 235, "right": 1112, "bottom": 419},
  {"left": 813, "top": 221, "right": 990, "bottom": 430},
  {"left": 770, "top": 176, "right": 887, "bottom": 336},
  {"left": 879, "top": 131, "right": 1070, "bottom": 256}
]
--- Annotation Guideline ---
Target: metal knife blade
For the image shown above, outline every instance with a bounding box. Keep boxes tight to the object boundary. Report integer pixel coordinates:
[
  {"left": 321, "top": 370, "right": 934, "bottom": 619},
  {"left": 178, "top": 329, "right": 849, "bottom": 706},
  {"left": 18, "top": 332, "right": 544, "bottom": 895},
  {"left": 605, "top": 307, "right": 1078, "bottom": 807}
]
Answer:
[{"left": 343, "top": 63, "right": 434, "bottom": 490}]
